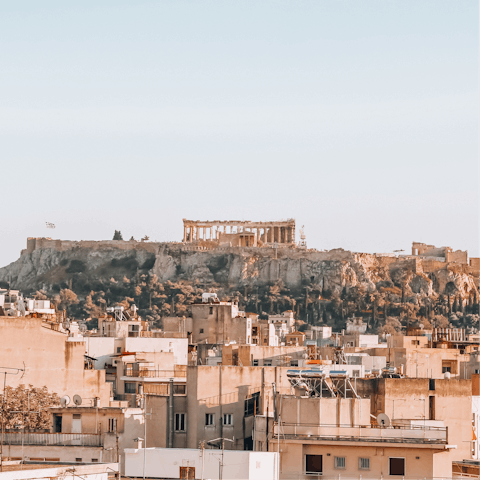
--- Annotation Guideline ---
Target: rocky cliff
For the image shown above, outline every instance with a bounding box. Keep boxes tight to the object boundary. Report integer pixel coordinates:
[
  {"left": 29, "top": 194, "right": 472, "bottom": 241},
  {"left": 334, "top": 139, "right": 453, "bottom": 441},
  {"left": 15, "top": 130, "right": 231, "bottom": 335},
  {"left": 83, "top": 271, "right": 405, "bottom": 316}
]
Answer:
[{"left": 1, "top": 240, "right": 477, "bottom": 300}]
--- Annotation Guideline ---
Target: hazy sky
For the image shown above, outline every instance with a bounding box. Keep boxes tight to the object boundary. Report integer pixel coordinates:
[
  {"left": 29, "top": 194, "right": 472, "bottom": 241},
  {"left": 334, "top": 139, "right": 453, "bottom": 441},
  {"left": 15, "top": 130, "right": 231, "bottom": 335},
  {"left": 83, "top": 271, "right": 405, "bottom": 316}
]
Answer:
[{"left": 1, "top": 1, "right": 478, "bottom": 267}]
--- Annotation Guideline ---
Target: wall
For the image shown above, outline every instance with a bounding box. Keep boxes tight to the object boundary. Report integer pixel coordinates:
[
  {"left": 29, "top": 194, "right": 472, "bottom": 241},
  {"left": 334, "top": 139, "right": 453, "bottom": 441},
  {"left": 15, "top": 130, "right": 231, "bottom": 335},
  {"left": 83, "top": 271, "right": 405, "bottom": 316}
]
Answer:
[
  {"left": 124, "top": 338, "right": 188, "bottom": 365},
  {"left": 25, "top": 237, "right": 159, "bottom": 255},
  {"left": 279, "top": 396, "right": 371, "bottom": 427},
  {"left": 0, "top": 317, "right": 111, "bottom": 405},
  {"left": 124, "top": 447, "right": 278, "bottom": 480},
  {"left": 270, "top": 441, "right": 447, "bottom": 479},
  {"left": 376, "top": 378, "right": 472, "bottom": 465}
]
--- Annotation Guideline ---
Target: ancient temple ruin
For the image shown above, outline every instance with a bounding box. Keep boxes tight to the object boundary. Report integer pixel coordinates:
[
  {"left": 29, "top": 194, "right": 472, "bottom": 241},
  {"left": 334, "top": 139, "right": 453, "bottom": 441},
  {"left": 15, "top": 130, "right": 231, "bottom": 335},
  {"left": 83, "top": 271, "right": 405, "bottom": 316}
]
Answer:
[{"left": 182, "top": 219, "right": 296, "bottom": 247}]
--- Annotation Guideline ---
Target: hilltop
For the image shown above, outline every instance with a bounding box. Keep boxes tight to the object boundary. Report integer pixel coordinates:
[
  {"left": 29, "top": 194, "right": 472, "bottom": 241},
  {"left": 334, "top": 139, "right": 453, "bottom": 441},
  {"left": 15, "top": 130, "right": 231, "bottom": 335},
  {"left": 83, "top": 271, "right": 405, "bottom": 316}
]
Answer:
[{"left": 0, "top": 237, "right": 478, "bottom": 332}]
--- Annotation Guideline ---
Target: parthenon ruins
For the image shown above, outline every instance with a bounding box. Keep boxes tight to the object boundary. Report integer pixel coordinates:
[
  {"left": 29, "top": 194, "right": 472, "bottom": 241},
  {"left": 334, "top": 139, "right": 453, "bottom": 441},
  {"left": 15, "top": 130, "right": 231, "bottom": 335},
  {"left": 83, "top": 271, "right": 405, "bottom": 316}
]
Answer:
[{"left": 182, "top": 219, "right": 296, "bottom": 247}]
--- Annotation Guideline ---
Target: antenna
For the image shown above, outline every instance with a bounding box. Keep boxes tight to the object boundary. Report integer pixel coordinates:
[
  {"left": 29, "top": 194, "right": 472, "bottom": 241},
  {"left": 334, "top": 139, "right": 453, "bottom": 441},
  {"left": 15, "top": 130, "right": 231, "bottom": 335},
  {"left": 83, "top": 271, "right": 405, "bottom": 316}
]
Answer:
[
  {"left": 46, "top": 222, "right": 56, "bottom": 229},
  {"left": 377, "top": 413, "right": 391, "bottom": 427},
  {"left": 60, "top": 395, "right": 71, "bottom": 407},
  {"left": 73, "top": 395, "right": 82, "bottom": 406}
]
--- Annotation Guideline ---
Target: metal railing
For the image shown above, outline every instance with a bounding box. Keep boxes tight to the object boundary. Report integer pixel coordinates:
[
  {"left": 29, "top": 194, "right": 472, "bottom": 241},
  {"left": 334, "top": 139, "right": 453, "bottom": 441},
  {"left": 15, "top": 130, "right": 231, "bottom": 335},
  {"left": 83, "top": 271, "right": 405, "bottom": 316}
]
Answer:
[
  {"left": 280, "top": 475, "right": 472, "bottom": 480},
  {"left": 124, "top": 367, "right": 187, "bottom": 378},
  {"left": 273, "top": 423, "right": 447, "bottom": 444},
  {"left": 2, "top": 432, "right": 103, "bottom": 447}
]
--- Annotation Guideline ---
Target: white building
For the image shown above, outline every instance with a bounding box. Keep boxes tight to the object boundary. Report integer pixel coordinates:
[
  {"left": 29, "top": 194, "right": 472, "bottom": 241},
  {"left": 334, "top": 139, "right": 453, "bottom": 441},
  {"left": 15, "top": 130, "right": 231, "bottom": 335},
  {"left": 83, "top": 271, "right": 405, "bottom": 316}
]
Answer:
[{"left": 124, "top": 447, "right": 279, "bottom": 480}]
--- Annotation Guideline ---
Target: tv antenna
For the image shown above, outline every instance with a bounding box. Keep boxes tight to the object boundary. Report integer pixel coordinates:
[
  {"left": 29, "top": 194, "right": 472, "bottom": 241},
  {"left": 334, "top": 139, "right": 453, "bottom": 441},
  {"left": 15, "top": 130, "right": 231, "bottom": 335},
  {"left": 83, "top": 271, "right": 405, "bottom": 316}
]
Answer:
[{"left": 46, "top": 222, "right": 56, "bottom": 229}]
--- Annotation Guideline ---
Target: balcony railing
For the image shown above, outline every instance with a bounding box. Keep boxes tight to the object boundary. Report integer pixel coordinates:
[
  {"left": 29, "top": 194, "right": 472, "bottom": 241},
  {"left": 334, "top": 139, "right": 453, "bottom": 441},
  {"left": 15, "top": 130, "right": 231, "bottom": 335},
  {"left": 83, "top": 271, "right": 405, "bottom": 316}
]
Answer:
[
  {"left": 273, "top": 423, "right": 447, "bottom": 445},
  {"left": 124, "top": 367, "right": 187, "bottom": 378},
  {"left": 2, "top": 432, "right": 103, "bottom": 447}
]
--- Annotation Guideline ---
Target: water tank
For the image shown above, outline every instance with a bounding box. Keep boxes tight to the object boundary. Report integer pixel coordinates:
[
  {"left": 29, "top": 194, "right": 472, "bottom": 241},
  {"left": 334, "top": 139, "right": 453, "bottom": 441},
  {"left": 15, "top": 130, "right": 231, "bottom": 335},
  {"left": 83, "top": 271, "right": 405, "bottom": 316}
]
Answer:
[{"left": 444, "top": 371, "right": 451, "bottom": 380}]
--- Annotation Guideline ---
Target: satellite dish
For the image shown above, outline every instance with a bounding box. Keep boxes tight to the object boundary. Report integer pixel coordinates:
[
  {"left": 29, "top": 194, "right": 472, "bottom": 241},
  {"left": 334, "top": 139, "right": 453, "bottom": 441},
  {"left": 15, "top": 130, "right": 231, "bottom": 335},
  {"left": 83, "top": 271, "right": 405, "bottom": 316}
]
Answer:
[
  {"left": 73, "top": 395, "right": 83, "bottom": 406},
  {"left": 60, "top": 395, "right": 70, "bottom": 407},
  {"left": 377, "top": 413, "right": 391, "bottom": 427}
]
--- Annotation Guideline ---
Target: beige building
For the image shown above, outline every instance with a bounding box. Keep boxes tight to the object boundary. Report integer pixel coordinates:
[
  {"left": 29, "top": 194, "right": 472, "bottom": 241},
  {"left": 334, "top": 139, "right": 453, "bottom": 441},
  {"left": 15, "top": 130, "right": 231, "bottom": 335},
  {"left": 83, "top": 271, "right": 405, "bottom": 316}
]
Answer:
[
  {"left": 191, "top": 301, "right": 252, "bottom": 345},
  {"left": 223, "top": 345, "right": 307, "bottom": 367},
  {"left": 0, "top": 316, "right": 111, "bottom": 405},
  {"left": 257, "top": 377, "right": 471, "bottom": 479}
]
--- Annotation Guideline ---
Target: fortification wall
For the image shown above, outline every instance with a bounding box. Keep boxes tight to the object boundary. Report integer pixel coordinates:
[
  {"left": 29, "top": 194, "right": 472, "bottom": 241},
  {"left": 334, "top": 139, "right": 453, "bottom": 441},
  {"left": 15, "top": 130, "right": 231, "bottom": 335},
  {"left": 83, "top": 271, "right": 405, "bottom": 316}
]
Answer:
[{"left": 25, "top": 237, "right": 161, "bottom": 255}]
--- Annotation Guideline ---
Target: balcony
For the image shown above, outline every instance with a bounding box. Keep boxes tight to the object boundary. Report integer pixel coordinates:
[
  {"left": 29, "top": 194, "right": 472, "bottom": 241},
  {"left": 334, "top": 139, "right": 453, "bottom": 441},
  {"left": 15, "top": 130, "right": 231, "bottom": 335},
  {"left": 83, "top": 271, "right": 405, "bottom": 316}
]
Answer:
[
  {"left": 123, "top": 367, "right": 187, "bottom": 379},
  {"left": 2, "top": 432, "right": 103, "bottom": 447},
  {"left": 273, "top": 423, "right": 447, "bottom": 445}
]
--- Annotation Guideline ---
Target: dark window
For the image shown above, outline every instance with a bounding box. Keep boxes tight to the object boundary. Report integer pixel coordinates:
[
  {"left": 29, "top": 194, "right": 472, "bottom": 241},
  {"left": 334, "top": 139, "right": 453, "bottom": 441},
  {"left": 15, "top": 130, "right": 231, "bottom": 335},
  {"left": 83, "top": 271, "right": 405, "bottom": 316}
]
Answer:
[
  {"left": 116, "top": 347, "right": 121, "bottom": 353},
  {"left": 244, "top": 392, "right": 260, "bottom": 416},
  {"left": 429, "top": 379, "right": 435, "bottom": 390},
  {"left": 199, "top": 328, "right": 204, "bottom": 334},
  {"left": 244, "top": 436, "right": 253, "bottom": 450},
  {"left": 429, "top": 396, "right": 435, "bottom": 420},
  {"left": 389, "top": 458, "right": 405, "bottom": 476},
  {"left": 75, "top": 458, "right": 82, "bottom": 462},
  {"left": 306, "top": 455, "right": 322, "bottom": 473},
  {"left": 180, "top": 467, "right": 195, "bottom": 479},
  {"left": 173, "top": 384, "right": 186, "bottom": 395},
  {"left": 175, "top": 413, "right": 186, "bottom": 432},
  {"left": 124, "top": 382, "right": 136, "bottom": 394},
  {"left": 53, "top": 414, "right": 62, "bottom": 433},
  {"left": 442, "top": 366, "right": 451, "bottom": 373},
  {"left": 205, "top": 413, "right": 214, "bottom": 426},
  {"left": 252, "top": 359, "right": 259, "bottom": 366},
  {"left": 209, "top": 307, "right": 213, "bottom": 315},
  {"left": 91, "top": 458, "right": 98, "bottom": 463}
]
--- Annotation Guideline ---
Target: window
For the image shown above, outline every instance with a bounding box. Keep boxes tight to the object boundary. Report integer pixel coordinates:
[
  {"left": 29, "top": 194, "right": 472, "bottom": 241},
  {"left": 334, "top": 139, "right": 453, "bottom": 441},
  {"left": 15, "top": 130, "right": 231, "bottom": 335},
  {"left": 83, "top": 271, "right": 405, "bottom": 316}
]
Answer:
[
  {"left": 263, "top": 359, "right": 272, "bottom": 366},
  {"left": 359, "top": 458, "right": 370, "bottom": 470},
  {"left": 53, "top": 414, "right": 62, "bottom": 433},
  {"left": 305, "top": 455, "right": 322, "bottom": 474},
  {"left": 116, "top": 347, "right": 122, "bottom": 353},
  {"left": 290, "top": 360, "right": 299, "bottom": 367},
  {"left": 209, "top": 307, "right": 213, "bottom": 314},
  {"left": 223, "top": 413, "right": 233, "bottom": 426},
  {"left": 75, "top": 458, "right": 82, "bottom": 463},
  {"left": 124, "top": 382, "right": 136, "bottom": 394},
  {"left": 180, "top": 467, "right": 195, "bottom": 479},
  {"left": 252, "top": 359, "right": 259, "bottom": 366},
  {"left": 442, "top": 366, "right": 451, "bottom": 373},
  {"left": 73, "top": 414, "right": 81, "bottom": 420},
  {"left": 91, "top": 459, "right": 98, "bottom": 463},
  {"left": 199, "top": 328, "right": 204, "bottom": 334},
  {"left": 429, "top": 396, "right": 435, "bottom": 420},
  {"left": 205, "top": 413, "right": 214, "bottom": 426},
  {"left": 173, "top": 384, "right": 186, "bottom": 395},
  {"left": 429, "top": 379, "right": 436, "bottom": 390},
  {"left": 108, "top": 418, "right": 117, "bottom": 433},
  {"left": 175, "top": 413, "right": 186, "bottom": 432},
  {"left": 352, "top": 370, "right": 360, "bottom": 377},
  {"left": 389, "top": 458, "right": 405, "bottom": 476},
  {"left": 334, "top": 457, "right": 346, "bottom": 469},
  {"left": 245, "top": 392, "right": 260, "bottom": 416}
]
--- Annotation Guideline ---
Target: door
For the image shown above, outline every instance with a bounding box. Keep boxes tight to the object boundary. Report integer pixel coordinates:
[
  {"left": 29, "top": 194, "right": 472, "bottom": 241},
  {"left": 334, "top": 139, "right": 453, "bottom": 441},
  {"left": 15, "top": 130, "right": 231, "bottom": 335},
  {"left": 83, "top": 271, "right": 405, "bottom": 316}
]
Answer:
[
  {"left": 179, "top": 467, "right": 195, "bottom": 479},
  {"left": 72, "top": 414, "right": 82, "bottom": 433}
]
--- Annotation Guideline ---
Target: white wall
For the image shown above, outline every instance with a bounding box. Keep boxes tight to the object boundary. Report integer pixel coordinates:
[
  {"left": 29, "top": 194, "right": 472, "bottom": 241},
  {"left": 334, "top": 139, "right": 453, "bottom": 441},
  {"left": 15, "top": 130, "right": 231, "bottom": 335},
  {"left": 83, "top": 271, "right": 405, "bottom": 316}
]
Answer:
[
  {"left": 124, "top": 448, "right": 278, "bottom": 480},
  {"left": 125, "top": 338, "right": 188, "bottom": 365},
  {"left": 85, "top": 337, "right": 116, "bottom": 368}
]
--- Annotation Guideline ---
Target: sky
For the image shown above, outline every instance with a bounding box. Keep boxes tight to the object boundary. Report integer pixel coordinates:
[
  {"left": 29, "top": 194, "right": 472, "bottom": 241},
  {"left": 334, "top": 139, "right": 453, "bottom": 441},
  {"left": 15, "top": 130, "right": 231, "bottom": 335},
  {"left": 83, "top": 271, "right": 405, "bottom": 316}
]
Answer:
[{"left": 0, "top": 0, "right": 478, "bottom": 267}]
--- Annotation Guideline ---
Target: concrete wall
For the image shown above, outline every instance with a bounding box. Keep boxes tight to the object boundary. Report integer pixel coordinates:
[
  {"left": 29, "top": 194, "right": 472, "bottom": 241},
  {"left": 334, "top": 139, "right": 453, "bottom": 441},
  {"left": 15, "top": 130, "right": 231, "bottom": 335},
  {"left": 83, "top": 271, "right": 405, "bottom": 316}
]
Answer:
[
  {"left": 270, "top": 441, "right": 448, "bottom": 479},
  {"left": 124, "top": 338, "right": 188, "bottom": 365},
  {"left": 279, "top": 396, "right": 371, "bottom": 427},
  {"left": 124, "top": 447, "right": 278, "bottom": 480},
  {"left": 0, "top": 317, "right": 111, "bottom": 405}
]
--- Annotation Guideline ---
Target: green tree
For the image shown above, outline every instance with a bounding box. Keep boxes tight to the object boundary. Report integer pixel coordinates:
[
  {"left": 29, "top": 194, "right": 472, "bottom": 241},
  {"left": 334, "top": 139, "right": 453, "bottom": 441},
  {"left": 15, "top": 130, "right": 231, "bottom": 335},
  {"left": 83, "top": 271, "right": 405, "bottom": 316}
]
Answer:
[{"left": 113, "top": 230, "right": 123, "bottom": 240}]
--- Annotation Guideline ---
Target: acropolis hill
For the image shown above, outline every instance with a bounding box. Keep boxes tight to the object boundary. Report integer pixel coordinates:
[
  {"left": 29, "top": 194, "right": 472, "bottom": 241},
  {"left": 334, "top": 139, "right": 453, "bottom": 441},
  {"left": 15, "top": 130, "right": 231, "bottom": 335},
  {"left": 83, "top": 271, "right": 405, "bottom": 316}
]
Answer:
[{"left": 0, "top": 219, "right": 478, "bottom": 300}]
